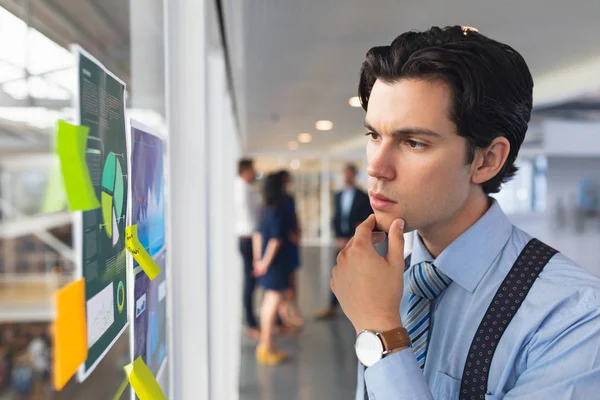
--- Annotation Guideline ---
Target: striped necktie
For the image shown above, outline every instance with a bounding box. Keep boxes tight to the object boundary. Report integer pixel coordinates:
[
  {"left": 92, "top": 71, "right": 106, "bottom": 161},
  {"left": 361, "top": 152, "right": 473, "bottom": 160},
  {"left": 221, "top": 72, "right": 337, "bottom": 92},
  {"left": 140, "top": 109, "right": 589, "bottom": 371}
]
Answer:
[{"left": 406, "top": 261, "right": 452, "bottom": 369}]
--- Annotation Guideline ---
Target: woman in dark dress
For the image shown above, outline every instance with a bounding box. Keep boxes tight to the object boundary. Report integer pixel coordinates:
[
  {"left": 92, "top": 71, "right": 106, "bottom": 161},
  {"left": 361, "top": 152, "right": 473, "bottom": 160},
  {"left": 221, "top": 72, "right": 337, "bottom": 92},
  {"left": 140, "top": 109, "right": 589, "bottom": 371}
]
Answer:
[
  {"left": 252, "top": 173, "right": 292, "bottom": 365},
  {"left": 278, "top": 170, "right": 304, "bottom": 327}
]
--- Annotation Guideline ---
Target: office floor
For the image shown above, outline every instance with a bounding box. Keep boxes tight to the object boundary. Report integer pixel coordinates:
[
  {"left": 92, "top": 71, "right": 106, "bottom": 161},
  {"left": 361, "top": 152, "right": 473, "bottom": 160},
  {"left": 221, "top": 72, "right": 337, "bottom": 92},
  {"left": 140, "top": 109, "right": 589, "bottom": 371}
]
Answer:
[{"left": 239, "top": 246, "right": 359, "bottom": 400}]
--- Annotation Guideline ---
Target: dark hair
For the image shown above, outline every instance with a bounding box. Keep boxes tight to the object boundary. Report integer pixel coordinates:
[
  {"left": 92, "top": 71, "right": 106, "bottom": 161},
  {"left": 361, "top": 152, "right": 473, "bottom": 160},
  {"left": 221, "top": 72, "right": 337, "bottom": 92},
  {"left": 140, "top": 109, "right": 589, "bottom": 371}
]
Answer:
[
  {"left": 358, "top": 26, "right": 533, "bottom": 194},
  {"left": 344, "top": 163, "right": 358, "bottom": 175},
  {"left": 263, "top": 173, "right": 285, "bottom": 208},
  {"left": 238, "top": 158, "right": 254, "bottom": 176},
  {"left": 278, "top": 169, "right": 290, "bottom": 181}
]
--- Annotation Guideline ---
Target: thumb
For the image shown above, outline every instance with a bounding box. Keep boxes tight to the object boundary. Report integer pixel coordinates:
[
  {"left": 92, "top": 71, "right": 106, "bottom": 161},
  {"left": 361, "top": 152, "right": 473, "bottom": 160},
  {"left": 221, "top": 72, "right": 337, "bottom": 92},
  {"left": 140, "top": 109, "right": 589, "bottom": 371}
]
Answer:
[{"left": 386, "top": 219, "right": 405, "bottom": 268}]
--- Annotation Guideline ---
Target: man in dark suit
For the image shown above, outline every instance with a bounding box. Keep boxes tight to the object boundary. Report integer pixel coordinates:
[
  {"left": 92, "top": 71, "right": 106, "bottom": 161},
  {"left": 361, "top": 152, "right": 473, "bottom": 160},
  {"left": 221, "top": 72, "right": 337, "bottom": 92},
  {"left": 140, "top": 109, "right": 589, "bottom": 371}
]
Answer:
[{"left": 315, "top": 163, "right": 373, "bottom": 320}]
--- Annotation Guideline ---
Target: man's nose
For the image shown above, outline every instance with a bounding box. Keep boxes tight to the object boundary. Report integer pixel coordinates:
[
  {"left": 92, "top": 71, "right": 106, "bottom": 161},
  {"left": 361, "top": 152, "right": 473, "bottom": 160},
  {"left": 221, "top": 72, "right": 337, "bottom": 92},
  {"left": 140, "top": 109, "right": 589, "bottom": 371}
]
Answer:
[{"left": 367, "top": 143, "right": 396, "bottom": 181}]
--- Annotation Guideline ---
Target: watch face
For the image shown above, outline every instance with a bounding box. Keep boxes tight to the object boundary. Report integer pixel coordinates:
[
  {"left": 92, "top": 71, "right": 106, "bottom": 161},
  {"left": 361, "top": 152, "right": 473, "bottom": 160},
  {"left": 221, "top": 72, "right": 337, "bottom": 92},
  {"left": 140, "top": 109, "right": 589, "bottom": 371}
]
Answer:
[{"left": 355, "top": 331, "right": 383, "bottom": 367}]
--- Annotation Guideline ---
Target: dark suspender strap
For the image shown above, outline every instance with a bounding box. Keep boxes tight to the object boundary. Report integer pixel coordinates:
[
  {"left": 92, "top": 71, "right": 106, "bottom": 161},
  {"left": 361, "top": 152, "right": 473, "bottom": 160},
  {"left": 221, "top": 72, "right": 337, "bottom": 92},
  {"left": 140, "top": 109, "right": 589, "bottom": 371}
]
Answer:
[{"left": 459, "top": 239, "right": 558, "bottom": 399}]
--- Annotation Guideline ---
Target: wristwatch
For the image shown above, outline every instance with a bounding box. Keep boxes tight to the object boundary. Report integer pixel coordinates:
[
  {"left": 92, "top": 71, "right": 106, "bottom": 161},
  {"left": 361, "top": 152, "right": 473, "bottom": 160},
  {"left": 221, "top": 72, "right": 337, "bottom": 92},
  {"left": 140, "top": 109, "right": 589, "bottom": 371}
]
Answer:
[{"left": 355, "top": 327, "right": 411, "bottom": 367}]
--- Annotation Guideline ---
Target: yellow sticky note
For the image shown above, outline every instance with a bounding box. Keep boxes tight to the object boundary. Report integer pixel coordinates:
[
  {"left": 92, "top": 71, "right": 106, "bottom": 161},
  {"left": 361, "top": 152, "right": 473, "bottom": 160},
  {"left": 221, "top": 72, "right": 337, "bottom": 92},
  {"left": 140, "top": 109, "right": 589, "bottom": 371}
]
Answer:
[
  {"left": 53, "top": 279, "right": 88, "bottom": 391},
  {"left": 126, "top": 225, "right": 161, "bottom": 280},
  {"left": 112, "top": 376, "right": 129, "bottom": 400},
  {"left": 124, "top": 356, "right": 167, "bottom": 400},
  {"left": 56, "top": 120, "right": 101, "bottom": 211}
]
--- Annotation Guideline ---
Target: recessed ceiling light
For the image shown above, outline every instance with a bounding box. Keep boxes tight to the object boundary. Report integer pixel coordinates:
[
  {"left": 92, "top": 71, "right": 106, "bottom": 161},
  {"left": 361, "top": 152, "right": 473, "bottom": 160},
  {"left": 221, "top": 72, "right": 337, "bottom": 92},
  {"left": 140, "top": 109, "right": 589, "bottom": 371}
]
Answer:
[
  {"left": 349, "top": 96, "right": 361, "bottom": 108},
  {"left": 290, "top": 160, "right": 301, "bottom": 170},
  {"left": 315, "top": 120, "right": 333, "bottom": 131},
  {"left": 288, "top": 140, "right": 299, "bottom": 150},
  {"left": 298, "top": 133, "right": 312, "bottom": 143}
]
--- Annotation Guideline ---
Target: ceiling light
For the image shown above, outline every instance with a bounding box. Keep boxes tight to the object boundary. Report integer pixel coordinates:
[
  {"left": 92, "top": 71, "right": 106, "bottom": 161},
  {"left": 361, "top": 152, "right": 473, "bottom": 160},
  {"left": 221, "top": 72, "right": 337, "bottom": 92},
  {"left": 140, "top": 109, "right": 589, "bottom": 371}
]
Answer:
[
  {"left": 298, "top": 133, "right": 312, "bottom": 143},
  {"left": 288, "top": 140, "right": 299, "bottom": 150},
  {"left": 349, "top": 96, "right": 361, "bottom": 108},
  {"left": 290, "top": 160, "right": 300, "bottom": 170},
  {"left": 315, "top": 120, "right": 333, "bottom": 131}
]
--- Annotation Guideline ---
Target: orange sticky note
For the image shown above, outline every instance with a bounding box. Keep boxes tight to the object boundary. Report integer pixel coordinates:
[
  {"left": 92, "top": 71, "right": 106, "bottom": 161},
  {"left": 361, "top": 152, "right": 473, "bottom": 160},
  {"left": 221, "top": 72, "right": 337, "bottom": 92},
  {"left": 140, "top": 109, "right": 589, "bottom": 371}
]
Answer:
[
  {"left": 124, "top": 356, "right": 167, "bottom": 400},
  {"left": 53, "top": 279, "right": 88, "bottom": 391},
  {"left": 126, "top": 225, "right": 161, "bottom": 280}
]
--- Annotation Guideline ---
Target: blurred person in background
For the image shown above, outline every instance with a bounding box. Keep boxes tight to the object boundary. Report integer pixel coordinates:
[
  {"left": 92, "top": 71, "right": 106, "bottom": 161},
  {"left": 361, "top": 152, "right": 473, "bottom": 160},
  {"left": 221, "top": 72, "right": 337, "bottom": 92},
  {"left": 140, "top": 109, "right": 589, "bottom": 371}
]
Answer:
[
  {"left": 329, "top": 26, "right": 600, "bottom": 399},
  {"left": 253, "top": 173, "right": 294, "bottom": 365},
  {"left": 314, "top": 163, "right": 373, "bottom": 320},
  {"left": 235, "top": 159, "right": 262, "bottom": 340},
  {"left": 277, "top": 170, "right": 304, "bottom": 328}
]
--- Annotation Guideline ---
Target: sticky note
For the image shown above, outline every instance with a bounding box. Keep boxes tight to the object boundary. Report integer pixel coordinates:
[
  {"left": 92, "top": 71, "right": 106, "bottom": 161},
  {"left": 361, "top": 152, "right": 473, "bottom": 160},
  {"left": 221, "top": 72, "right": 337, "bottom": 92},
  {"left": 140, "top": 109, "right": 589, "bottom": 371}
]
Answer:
[
  {"left": 126, "top": 225, "right": 161, "bottom": 280},
  {"left": 56, "top": 120, "right": 101, "bottom": 211},
  {"left": 53, "top": 279, "right": 88, "bottom": 391},
  {"left": 41, "top": 156, "right": 68, "bottom": 213},
  {"left": 112, "top": 376, "right": 129, "bottom": 400},
  {"left": 124, "top": 356, "right": 167, "bottom": 400}
]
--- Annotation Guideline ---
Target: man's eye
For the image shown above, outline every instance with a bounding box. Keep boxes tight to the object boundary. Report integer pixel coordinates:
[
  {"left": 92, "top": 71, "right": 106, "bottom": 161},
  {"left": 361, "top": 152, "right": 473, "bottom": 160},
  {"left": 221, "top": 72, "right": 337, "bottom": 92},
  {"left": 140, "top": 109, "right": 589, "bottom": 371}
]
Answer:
[
  {"left": 365, "top": 131, "right": 380, "bottom": 140},
  {"left": 406, "top": 140, "right": 425, "bottom": 150}
]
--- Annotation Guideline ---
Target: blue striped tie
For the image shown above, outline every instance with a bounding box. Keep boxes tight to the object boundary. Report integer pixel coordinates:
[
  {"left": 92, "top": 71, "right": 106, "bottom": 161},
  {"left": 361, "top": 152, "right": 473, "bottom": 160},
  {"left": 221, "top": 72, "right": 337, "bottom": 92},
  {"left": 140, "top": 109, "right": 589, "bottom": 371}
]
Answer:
[{"left": 406, "top": 261, "right": 452, "bottom": 369}]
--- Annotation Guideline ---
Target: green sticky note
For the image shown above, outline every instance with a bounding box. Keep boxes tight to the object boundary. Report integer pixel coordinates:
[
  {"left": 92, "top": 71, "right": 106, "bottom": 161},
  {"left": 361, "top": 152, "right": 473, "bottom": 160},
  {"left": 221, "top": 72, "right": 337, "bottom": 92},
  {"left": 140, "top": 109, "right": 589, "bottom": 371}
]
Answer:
[
  {"left": 41, "top": 156, "right": 68, "bottom": 213},
  {"left": 124, "top": 356, "right": 167, "bottom": 400},
  {"left": 56, "top": 120, "right": 101, "bottom": 211}
]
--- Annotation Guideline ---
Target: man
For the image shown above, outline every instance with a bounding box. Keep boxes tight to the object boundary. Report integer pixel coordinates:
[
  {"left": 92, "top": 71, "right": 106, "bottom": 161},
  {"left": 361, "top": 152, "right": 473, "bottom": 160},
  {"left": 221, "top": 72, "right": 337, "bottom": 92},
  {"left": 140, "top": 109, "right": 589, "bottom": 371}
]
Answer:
[
  {"left": 315, "top": 163, "right": 373, "bottom": 319},
  {"left": 235, "top": 158, "right": 262, "bottom": 340},
  {"left": 330, "top": 26, "right": 600, "bottom": 399}
]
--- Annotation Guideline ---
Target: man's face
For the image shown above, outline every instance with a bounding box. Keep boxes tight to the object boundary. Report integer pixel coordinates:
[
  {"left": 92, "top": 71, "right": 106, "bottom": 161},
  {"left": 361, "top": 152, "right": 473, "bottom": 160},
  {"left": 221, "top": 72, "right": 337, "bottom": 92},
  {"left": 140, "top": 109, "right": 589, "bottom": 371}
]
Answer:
[
  {"left": 242, "top": 167, "right": 256, "bottom": 182},
  {"left": 343, "top": 168, "right": 356, "bottom": 186},
  {"left": 365, "top": 78, "right": 475, "bottom": 233}
]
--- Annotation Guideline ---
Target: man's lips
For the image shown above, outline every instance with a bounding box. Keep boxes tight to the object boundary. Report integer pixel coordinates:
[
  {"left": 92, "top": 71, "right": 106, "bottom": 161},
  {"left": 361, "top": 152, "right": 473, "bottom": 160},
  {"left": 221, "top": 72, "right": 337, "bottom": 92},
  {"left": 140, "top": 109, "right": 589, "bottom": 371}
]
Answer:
[
  {"left": 370, "top": 192, "right": 395, "bottom": 203},
  {"left": 369, "top": 192, "right": 397, "bottom": 210}
]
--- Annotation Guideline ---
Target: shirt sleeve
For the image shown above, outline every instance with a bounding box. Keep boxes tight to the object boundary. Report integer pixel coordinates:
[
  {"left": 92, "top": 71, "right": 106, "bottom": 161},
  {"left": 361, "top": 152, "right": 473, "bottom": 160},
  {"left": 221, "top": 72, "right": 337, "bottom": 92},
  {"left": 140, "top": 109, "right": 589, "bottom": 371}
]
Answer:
[
  {"left": 500, "top": 304, "right": 600, "bottom": 399},
  {"left": 364, "top": 349, "right": 433, "bottom": 400}
]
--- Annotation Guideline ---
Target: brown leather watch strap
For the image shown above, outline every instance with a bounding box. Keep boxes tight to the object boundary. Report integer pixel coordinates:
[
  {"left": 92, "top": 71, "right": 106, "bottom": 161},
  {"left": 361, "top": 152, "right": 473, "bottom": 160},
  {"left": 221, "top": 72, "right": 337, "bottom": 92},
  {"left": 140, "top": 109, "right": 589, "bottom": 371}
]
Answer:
[{"left": 379, "top": 327, "right": 411, "bottom": 353}]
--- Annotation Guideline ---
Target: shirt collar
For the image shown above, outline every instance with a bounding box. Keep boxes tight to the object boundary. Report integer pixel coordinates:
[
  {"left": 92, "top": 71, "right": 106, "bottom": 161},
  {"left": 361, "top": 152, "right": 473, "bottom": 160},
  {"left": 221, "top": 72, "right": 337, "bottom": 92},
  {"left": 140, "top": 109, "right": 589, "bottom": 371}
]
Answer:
[{"left": 409, "top": 198, "right": 513, "bottom": 293}]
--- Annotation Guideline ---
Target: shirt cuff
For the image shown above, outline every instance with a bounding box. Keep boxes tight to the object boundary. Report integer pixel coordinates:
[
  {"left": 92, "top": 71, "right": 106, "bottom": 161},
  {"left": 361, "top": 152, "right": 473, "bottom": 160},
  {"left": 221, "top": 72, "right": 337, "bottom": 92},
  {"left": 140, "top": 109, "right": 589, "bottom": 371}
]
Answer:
[{"left": 364, "top": 348, "right": 433, "bottom": 400}]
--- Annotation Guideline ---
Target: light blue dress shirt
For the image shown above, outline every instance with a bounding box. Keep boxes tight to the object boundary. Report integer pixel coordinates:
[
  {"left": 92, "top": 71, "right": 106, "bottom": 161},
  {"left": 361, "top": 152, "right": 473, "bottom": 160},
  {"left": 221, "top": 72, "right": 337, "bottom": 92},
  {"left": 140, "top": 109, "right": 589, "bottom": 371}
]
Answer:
[
  {"left": 341, "top": 188, "right": 356, "bottom": 234},
  {"left": 357, "top": 199, "right": 600, "bottom": 399}
]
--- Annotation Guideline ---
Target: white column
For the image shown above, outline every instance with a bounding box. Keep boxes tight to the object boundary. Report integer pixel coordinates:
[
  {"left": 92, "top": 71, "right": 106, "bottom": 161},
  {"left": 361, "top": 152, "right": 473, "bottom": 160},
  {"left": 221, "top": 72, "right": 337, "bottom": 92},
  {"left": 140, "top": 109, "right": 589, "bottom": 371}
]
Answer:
[
  {"left": 320, "top": 157, "right": 332, "bottom": 246},
  {"left": 130, "top": 0, "right": 166, "bottom": 117},
  {"left": 206, "top": 46, "right": 241, "bottom": 400},
  {"left": 164, "top": 0, "right": 209, "bottom": 399}
]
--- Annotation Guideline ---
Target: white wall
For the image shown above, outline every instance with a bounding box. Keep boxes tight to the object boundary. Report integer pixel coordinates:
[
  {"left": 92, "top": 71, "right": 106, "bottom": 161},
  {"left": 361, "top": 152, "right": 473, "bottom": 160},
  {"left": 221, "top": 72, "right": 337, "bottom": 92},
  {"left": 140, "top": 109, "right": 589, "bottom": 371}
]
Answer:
[
  {"left": 543, "top": 120, "right": 600, "bottom": 156},
  {"left": 509, "top": 156, "right": 600, "bottom": 276}
]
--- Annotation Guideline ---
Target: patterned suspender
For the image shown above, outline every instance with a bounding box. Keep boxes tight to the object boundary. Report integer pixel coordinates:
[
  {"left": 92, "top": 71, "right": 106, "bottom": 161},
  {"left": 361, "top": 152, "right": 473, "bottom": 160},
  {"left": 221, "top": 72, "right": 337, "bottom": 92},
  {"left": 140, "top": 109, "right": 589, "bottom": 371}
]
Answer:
[{"left": 459, "top": 238, "right": 558, "bottom": 399}]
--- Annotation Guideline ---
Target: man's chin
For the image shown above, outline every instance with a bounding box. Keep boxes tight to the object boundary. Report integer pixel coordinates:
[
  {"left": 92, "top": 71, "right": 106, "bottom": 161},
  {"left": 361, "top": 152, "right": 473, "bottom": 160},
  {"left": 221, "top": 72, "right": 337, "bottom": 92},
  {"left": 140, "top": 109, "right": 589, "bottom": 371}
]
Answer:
[
  {"left": 373, "top": 212, "right": 395, "bottom": 233},
  {"left": 374, "top": 211, "right": 412, "bottom": 233}
]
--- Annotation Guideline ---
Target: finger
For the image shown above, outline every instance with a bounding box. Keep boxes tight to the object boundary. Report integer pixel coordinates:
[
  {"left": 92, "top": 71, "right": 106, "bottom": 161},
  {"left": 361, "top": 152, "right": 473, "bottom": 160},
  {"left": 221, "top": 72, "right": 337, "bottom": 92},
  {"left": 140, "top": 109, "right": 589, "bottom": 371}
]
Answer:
[
  {"left": 345, "top": 237, "right": 355, "bottom": 249},
  {"left": 371, "top": 231, "right": 386, "bottom": 245},
  {"left": 354, "top": 215, "right": 377, "bottom": 244},
  {"left": 386, "top": 219, "right": 405, "bottom": 268}
]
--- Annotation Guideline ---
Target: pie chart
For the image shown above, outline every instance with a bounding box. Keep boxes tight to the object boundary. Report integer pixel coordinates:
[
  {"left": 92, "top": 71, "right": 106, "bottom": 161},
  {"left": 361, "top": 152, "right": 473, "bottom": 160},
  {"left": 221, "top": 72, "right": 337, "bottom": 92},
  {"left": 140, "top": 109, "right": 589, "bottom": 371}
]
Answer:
[{"left": 101, "top": 152, "right": 125, "bottom": 246}]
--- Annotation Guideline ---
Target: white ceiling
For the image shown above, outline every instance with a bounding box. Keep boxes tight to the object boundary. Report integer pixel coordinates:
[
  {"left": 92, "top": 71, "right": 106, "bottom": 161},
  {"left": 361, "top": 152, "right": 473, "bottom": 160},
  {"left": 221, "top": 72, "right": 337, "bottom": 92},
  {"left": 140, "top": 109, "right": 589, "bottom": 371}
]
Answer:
[{"left": 224, "top": 0, "right": 600, "bottom": 154}]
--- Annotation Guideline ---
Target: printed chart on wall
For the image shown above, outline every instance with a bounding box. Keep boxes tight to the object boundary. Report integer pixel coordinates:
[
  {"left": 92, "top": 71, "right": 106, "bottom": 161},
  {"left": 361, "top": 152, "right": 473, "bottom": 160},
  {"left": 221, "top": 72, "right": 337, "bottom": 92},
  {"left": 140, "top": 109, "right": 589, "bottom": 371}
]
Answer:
[
  {"left": 129, "top": 120, "right": 168, "bottom": 396},
  {"left": 74, "top": 46, "right": 129, "bottom": 381}
]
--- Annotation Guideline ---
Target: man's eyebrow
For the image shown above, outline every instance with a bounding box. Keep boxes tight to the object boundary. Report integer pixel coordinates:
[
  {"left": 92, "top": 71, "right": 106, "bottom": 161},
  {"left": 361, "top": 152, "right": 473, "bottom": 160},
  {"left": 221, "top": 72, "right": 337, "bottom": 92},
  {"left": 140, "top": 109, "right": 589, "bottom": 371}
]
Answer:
[{"left": 364, "top": 121, "right": 442, "bottom": 139}]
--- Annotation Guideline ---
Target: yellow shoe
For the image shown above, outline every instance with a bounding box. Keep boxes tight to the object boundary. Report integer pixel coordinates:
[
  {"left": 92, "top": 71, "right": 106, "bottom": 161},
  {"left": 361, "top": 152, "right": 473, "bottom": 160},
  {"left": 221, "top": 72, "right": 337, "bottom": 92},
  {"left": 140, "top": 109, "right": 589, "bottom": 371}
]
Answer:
[{"left": 256, "top": 346, "right": 288, "bottom": 365}]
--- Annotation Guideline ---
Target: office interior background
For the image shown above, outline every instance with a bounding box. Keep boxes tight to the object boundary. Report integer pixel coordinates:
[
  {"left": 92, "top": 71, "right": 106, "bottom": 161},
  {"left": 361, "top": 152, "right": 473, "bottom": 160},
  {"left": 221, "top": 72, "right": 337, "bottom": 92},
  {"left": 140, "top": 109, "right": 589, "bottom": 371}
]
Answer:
[{"left": 0, "top": 0, "right": 600, "bottom": 399}]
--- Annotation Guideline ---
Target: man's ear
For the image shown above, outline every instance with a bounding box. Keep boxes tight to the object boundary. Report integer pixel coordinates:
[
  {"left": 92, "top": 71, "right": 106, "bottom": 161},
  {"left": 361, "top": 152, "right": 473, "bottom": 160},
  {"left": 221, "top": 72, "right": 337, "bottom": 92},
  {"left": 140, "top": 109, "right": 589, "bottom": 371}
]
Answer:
[{"left": 471, "top": 137, "right": 511, "bottom": 185}]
